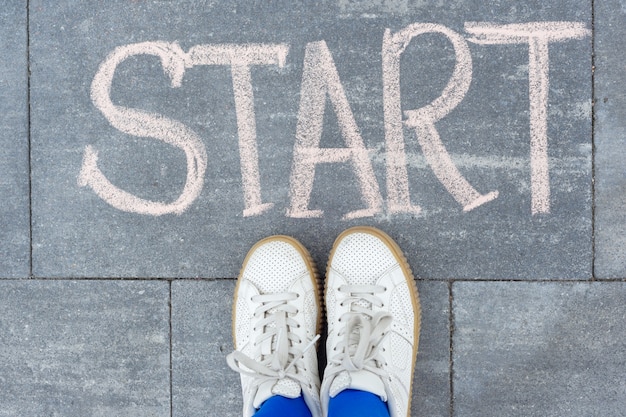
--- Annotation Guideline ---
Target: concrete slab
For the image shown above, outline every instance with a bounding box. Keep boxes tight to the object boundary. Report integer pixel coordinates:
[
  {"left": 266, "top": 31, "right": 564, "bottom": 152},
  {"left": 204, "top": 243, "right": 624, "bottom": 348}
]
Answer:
[
  {"left": 171, "top": 280, "right": 240, "bottom": 417},
  {"left": 594, "top": 0, "right": 626, "bottom": 278},
  {"left": 0, "top": 1, "right": 29, "bottom": 278},
  {"left": 412, "top": 280, "right": 451, "bottom": 417},
  {"left": 31, "top": 1, "right": 591, "bottom": 279},
  {"left": 171, "top": 279, "right": 451, "bottom": 416},
  {"left": 0, "top": 280, "right": 170, "bottom": 417},
  {"left": 452, "top": 282, "right": 626, "bottom": 417}
]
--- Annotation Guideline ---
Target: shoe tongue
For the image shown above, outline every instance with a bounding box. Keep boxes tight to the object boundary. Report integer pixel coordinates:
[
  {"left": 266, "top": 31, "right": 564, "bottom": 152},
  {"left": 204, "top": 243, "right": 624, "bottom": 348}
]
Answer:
[
  {"left": 329, "top": 370, "right": 387, "bottom": 401},
  {"left": 253, "top": 378, "right": 302, "bottom": 408}
]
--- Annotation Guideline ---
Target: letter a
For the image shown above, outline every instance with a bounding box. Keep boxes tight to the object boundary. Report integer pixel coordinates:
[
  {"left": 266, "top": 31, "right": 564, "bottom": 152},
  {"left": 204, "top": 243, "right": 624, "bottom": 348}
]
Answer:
[{"left": 287, "top": 41, "right": 383, "bottom": 220}]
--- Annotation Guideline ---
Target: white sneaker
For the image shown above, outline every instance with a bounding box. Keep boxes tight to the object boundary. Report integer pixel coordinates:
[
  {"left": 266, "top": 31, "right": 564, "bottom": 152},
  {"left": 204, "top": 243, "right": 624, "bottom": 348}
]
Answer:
[
  {"left": 321, "top": 227, "right": 421, "bottom": 417},
  {"left": 227, "top": 236, "right": 323, "bottom": 417}
]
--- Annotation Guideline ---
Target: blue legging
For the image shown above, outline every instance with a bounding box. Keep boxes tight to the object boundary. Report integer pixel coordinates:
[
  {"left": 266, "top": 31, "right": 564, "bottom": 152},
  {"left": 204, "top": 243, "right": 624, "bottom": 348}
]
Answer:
[{"left": 254, "top": 390, "right": 390, "bottom": 417}]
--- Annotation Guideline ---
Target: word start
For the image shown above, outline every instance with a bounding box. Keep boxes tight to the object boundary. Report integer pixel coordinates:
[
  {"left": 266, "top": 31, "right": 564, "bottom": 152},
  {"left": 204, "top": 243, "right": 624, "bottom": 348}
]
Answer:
[{"left": 78, "top": 22, "right": 590, "bottom": 220}]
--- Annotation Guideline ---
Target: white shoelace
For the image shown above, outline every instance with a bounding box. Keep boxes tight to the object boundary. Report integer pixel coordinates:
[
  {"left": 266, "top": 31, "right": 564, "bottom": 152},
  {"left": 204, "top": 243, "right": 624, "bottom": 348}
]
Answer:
[
  {"left": 227, "top": 291, "right": 320, "bottom": 390},
  {"left": 326, "top": 284, "right": 392, "bottom": 380}
]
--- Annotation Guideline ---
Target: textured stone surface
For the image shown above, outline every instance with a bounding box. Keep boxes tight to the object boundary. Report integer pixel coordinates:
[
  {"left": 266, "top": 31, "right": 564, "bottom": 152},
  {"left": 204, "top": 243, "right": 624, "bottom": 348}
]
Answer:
[
  {"left": 30, "top": 0, "right": 591, "bottom": 279},
  {"left": 171, "top": 279, "right": 451, "bottom": 416},
  {"left": 171, "top": 280, "right": 240, "bottom": 417},
  {"left": 0, "top": 281, "right": 170, "bottom": 417},
  {"left": 0, "top": 1, "right": 29, "bottom": 278},
  {"left": 452, "top": 282, "right": 626, "bottom": 417},
  {"left": 5, "top": 1, "right": 626, "bottom": 416},
  {"left": 594, "top": 0, "right": 626, "bottom": 278},
  {"left": 412, "top": 280, "right": 451, "bottom": 417}
]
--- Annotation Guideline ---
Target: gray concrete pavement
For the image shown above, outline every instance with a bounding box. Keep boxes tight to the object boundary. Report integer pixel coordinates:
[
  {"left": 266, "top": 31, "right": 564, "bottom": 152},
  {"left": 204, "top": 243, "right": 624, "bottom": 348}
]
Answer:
[
  {"left": 0, "top": 2, "right": 29, "bottom": 278},
  {"left": 0, "top": 281, "right": 170, "bottom": 417},
  {"left": 30, "top": 0, "right": 591, "bottom": 279},
  {"left": 595, "top": 0, "right": 626, "bottom": 278},
  {"left": 453, "top": 282, "right": 626, "bottom": 417},
  {"left": 1, "top": 1, "right": 624, "bottom": 416}
]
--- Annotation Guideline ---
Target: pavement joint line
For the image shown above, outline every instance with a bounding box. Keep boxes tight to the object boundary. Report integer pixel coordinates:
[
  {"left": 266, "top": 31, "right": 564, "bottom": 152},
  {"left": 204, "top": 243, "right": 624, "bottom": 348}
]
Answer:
[
  {"left": 447, "top": 280, "right": 455, "bottom": 417},
  {"left": 591, "top": 0, "right": 598, "bottom": 282},
  {"left": 169, "top": 280, "right": 173, "bottom": 417},
  {"left": 4, "top": 277, "right": 626, "bottom": 282},
  {"left": 26, "top": 0, "right": 33, "bottom": 280}
]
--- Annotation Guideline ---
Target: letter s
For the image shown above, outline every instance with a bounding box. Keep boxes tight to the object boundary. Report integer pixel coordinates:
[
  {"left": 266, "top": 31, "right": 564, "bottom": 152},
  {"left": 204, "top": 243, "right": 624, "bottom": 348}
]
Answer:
[{"left": 79, "top": 41, "right": 207, "bottom": 215}]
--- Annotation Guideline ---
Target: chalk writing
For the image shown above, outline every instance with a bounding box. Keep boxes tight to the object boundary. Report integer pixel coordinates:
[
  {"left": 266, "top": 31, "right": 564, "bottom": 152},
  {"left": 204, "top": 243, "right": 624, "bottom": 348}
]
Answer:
[
  {"left": 465, "top": 22, "right": 591, "bottom": 214},
  {"left": 82, "top": 42, "right": 289, "bottom": 216},
  {"left": 186, "top": 44, "right": 289, "bottom": 216},
  {"left": 79, "top": 22, "right": 590, "bottom": 218},
  {"left": 81, "top": 42, "right": 207, "bottom": 216},
  {"left": 383, "top": 23, "right": 498, "bottom": 214},
  {"left": 287, "top": 40, "right": 383, "bottom": 220}
]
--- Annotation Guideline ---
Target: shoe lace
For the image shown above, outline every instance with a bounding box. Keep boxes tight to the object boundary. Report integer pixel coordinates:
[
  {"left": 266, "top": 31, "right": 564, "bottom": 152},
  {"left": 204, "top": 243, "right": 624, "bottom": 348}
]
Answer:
[
  {"left": 327, "top": 284, "right": 392, "bottom": 379},
  {"left": 227, "top": 291, "right": 320, "bottom": 389}
]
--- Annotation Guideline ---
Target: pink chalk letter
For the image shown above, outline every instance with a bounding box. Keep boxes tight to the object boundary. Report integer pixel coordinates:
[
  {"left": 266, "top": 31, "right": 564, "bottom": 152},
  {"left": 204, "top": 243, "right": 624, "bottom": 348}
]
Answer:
[
  {"left": 189, "top": 44, "right": 289, "bottom": 216},
  {"left": 465, "top": 22, "right": 591, "bottom": 214},
  {"left": 80, "top": 42, "right": 207, "bottom": 216},
  {"left": 384, "top": 24, "right": 498, "bottom": 213},
  {"left": 287, "top": 41, "right": 383, "bottom": 220}
]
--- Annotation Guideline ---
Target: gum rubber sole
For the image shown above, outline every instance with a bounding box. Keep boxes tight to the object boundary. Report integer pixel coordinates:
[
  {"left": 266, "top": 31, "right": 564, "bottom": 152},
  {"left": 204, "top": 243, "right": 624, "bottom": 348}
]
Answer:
[{"left": 326, "top": 226, "right": 421, "bottom": 417}]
